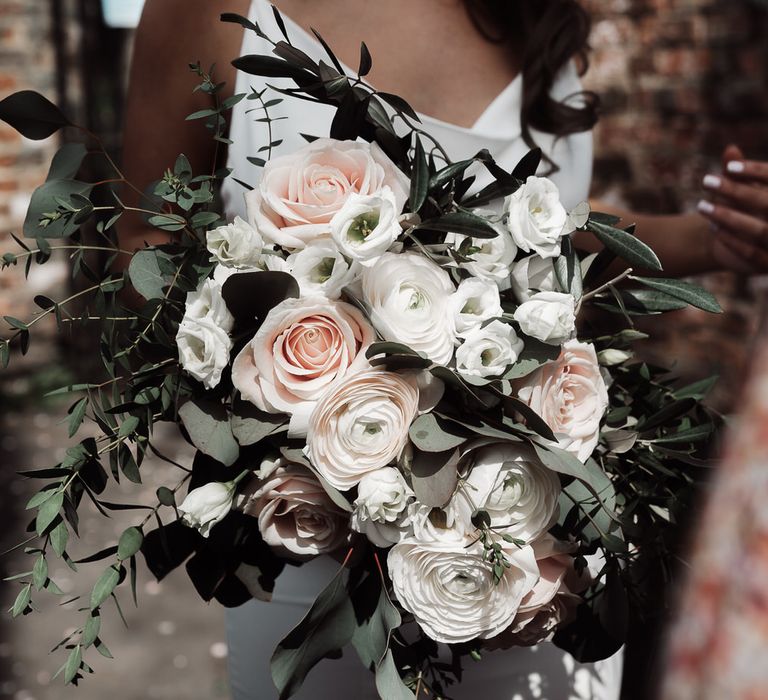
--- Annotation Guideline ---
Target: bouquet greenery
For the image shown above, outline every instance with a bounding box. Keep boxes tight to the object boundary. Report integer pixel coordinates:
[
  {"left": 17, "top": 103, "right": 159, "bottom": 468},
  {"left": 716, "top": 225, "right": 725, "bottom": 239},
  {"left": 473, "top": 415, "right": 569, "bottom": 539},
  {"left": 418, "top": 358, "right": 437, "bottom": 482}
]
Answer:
[{"left": 0, "top": 9, "right": 721, "bottom": 698}]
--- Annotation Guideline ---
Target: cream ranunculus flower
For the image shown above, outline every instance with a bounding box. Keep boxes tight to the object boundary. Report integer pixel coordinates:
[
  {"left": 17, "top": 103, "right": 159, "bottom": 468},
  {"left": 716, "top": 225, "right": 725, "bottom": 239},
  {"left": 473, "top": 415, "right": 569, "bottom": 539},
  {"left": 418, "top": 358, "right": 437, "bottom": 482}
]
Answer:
[
  {"left": 206, "top": 216, "right": 265, "bottom": 269},
  {"left": 178, "top": 481, "right": 235, "bottom": 538},
  {"left": 517, "top": 340, "right": 609, "bottom": 462},
  {"left": 449, "top": 277, "right": 503, "bottom": 338},
  {"left": 361, "top": 252, "right": 456, "bottom": 365},
  {"left": 351, "top": 467, "right": 415, "bottom": 547},
  {"left": 509, "top": 255, "right": 558, "bottom": 303},
  {"left": 245, "top": 138, "right": 409, "bottom": 250},
  {"left": 177, "top": 317, "right": 232, "bottom": 389},
  {"left": 455, "top": 441, "right": 561, "bottom": 542},
  {"left": 330, "top": 187, "right": 401, "bottom": 266},
  {"left": 445, "top": 225, "right": 518, "bottom": 289},
  {"left": 455, "top": 320, "right": 524, "bottom": 379},
  {"left": 285, "top": 238, "right": 358, "bottom": 300},
  {"left": 387, "top": 537, "right": 539, "bottom": 643},
  {"left": 505, "top": 176, "right": 571, "bottom": 258},
  {"left": 513, "top": 291, "right": 576, "bottom": 346},
  {"left": 237, "top": 454, "right": 348, "bottom": 559},
  {"left": 306, "top": 369, "right": 420, "bottom": 490},
  {"left": 231, "top": 296, "right": 376, "bottom": 436}
]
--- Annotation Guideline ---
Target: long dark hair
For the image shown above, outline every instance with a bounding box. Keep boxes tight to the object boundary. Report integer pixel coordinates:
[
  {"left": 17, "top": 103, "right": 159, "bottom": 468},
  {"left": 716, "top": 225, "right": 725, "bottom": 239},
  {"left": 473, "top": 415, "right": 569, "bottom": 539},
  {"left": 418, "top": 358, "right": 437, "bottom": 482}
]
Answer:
[{"left": 465, "top": 0, "right": 599, "bottom": 171}]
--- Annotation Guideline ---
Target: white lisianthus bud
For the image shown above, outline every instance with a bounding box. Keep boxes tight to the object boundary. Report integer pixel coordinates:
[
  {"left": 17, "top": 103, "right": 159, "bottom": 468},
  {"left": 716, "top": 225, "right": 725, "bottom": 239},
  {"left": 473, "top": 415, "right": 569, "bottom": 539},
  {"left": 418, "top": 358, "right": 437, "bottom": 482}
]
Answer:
[
  {"left": 505, "top": 177, "right": 572, "bottom": 259},
  {"left": 597, "top": 349, "right": 632, "bottom": 366},
  {"left": 285, "top": 238, "right": 358, "bottom": 299},
  {"left": 206, "top": 216, "right": 265, "bottom": 269},
  {"left": 361, "top": 252, "right": 456, "bottom": 365},
  {"left": 445, "top": 225, "right": 518, "bottom": 289},
  {"left": 455, "top": 320, "right": 524, "bottom": 379},
  {"left": 177, "top": 318, "right": 232, "bottom": 389},
  {"left": 178, "top": 481, "right": 236, "bottom": 538},
  {"left": 513, "top": 291, "right": 576, "bottom": 346},
  {"left": 330, "top": 187, "right": 402, "bottom": 266},
  {"left": 449, "top": 278, "right": 503, "bottom": 338},
  {"left": 351, "top": 467, "right": 415, "bottom": 548},
  {"left": 509, "top": 255, "right": 558, "bottom": 303}
]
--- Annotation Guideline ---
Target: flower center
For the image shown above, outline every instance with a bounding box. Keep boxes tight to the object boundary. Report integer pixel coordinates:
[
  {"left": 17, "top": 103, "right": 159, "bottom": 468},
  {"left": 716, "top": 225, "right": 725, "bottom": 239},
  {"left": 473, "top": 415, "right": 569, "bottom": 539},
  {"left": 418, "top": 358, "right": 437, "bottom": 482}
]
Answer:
[
  {"left": 480, "top": 348, "right": 498, "bottom": 366},
  {"left": 347, "top": 212, "right": 380, "bottom": 242},
  {"left": 311, "top": 257, "right": 336, "bottom": 284}
]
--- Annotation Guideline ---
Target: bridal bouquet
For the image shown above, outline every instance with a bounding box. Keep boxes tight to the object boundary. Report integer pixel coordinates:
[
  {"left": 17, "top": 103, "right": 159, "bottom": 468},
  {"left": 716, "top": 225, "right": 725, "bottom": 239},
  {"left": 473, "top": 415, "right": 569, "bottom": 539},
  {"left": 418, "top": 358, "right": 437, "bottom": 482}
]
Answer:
[{"left": 1, "top": 10, "right": 721, "bottom": 698}]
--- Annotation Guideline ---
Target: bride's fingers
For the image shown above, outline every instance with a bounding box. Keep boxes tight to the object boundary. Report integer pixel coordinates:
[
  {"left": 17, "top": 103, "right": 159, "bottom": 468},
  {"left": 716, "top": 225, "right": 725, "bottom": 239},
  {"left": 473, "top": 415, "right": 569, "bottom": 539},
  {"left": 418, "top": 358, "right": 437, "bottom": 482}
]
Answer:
[
  {"left": 698, "top": 199, "right": 768, "bottom": 250},
  {"left": 702, "top": 174, "right": 768, "bottom": 217},
  {"left": 724, "top": 159, "right": 768, "bottom": 183}
]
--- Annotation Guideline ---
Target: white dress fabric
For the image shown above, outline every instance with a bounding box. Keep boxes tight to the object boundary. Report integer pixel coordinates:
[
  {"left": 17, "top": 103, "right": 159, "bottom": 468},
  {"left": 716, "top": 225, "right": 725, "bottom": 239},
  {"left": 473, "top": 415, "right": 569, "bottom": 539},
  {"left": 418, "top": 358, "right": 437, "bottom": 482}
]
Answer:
[{"left": 222, "top": 2, "right": 622, "bottom": 698}]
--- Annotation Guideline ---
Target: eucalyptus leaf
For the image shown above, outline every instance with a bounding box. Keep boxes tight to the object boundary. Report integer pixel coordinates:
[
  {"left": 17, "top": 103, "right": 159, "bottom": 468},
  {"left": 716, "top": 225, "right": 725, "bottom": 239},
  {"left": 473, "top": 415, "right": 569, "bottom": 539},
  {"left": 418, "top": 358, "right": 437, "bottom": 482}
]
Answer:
[
  {"left": 179, "top": 400, "right": 240, "bottom": 467},
  {"left": 221, "top": 270, "right": 299, "bottom": 324},
  {"left": 24, "top": 180, "right": 93, "bottom": 238},
  {"left": 503, "top": 338, "right": 560, "bottom": 380},
  {"left": 63, "top": 645, "right": 82, "bottom": 684},
  {"left": 128, "top": 249, "right": 170, "bottom": 300},
  {"left": 47, "top": 143, "right": 88, "bottom": 181},
  {"left": 375, "top": 651, "right": 416, "bottom": 700},
  {"left": 36, "top": 491, "right": 64, "bottom": 535},
  {"left": 408, "top": 413, "right": 469, "bottom": 453},
  {"left": 90, "top": 564, "right": 121, "bottom": 610},
  {"left": 410, "top": 448, "right": 460, "bottom": 508},
  {"left": 351, "top": 574, "right": 401, "bottom": 670},
  {"left": 0, "top": 90, "right": 70, "bottom": 140},
  {"left": 117, "top": 527, "right": 144, "bottom": 561},
  {"left": 231, "top": 400, "right": 287, "bottom": 446}
]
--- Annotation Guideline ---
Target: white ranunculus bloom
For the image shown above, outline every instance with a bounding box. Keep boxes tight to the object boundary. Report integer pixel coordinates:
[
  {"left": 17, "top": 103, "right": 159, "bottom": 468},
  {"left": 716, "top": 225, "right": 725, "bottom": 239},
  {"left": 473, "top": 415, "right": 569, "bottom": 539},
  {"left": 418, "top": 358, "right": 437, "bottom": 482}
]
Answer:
[
  {"left": 351, "top": 467, "right": 415, "bottom": 547},
  {"left": 517, "top": 340, "right": 609, "bottom": 462},
  {"left": 455, "top": 320, "right": 524, "bottom": 379},
  {"left": 449, "top": 277, "right": 503, "bottom": 338},
  {"left": 178, "top": 481, "right": 235, "bottom": 538},
  {"left": 177, "top": 317, "right": 232, "bottom": 389},
  {"left": 513, "top": 291, "right": 576, "bottom": 346},
  {"left": 455, "top": 441, "right": 561, "bottom": 542},
  {"left": 232, "top": 296, "right": 376, "bottom": 436},
  {"left": 330, "top": 187, "right": 401, "bottom": 266},
  {"left": 285, "top": 238, "right": 358, "bottom": 300},
  {"left": 509, "top": 255, "right": 559, "bottom": 303},
  {"left": 505, "top": 176, "right": 571, "bottom": 259},
  {"left": 237, "top": 455, "right": 348, "bottom": 559},
  {"left": 306, "top": 369, "right": 420, "bottom": 490},
  {"left": 206, "top": 216, "right": 265, "bottom": 269},
  {"left": 183, "top": 277, "right": 234, "bottom": 332},
  {"left": 388, "top": 537, "right": 539, "bottom": 643},
  {"left": 445, "top": 225, "right": 518, "bottom": 289},
  {"left": 361, "top": 252, "right": 456, "bottom": 365}
]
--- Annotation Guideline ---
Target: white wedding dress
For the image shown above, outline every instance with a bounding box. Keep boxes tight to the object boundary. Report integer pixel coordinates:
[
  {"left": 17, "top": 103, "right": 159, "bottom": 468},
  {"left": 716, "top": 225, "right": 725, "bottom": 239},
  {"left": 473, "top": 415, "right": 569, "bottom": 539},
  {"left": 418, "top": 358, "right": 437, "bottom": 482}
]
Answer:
[{"left": 221, "top": 2, "right": 623, "bottom": 698}]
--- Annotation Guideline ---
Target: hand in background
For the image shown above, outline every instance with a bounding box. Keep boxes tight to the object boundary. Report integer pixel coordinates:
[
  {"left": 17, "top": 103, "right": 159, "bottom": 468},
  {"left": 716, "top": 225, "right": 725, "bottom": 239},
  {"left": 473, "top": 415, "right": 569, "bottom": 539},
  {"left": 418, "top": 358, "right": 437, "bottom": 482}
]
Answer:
[{"left": 699, "top": 144, "right": 768, "bottom": 273}]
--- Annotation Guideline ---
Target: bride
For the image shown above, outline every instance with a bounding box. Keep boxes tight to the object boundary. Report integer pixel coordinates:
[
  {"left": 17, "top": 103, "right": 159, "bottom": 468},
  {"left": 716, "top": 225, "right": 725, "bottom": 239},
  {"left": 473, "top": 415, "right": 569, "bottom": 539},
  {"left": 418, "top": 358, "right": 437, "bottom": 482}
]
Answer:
[{"left": 119, "top": 1, "right": 768, "bottom": 697}]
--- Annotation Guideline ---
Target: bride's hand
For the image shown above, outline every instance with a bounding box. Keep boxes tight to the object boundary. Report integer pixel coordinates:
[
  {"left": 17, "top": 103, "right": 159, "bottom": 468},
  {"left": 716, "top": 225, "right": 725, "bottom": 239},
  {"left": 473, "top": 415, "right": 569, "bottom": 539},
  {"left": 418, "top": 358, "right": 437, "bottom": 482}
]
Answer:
[{"left": 699, "top": 144, "right": 768, "bottom": 273}]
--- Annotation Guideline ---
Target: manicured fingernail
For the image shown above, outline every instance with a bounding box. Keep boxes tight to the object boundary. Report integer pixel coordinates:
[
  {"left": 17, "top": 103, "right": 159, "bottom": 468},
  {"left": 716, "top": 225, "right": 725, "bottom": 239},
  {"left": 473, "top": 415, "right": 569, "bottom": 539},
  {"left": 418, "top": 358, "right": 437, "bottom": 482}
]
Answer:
[
  {"left": 727, "top": 161, "right": 745, "bottom": 173},
  {"left": 697, "top": 199, "right": 715, "bottom": 214},
  {"left": 703, "top": 174, "right": 722, "bottom": 189}
]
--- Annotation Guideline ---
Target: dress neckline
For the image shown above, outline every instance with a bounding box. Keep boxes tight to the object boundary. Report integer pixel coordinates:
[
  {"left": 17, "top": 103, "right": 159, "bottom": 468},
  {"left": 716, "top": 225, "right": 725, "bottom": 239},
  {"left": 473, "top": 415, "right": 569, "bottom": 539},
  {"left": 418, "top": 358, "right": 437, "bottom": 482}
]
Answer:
[{"left": 265, "top": 1, "right": 523, "bottom": 135}]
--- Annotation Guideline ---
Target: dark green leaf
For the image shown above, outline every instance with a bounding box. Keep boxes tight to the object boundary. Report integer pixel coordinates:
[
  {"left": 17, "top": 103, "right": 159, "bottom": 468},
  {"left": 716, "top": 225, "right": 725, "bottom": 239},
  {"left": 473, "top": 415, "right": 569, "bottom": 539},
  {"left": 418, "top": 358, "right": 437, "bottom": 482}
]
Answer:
[
  {"left": 24, "top": 180, "right": 93, "bottom": 238},
  {"left": 90, "top": 565, "right": 121, "bottom": 610},
  {"left": 36, "top": 491, "right": 64, "bottom": 535},
  {"left": 47, "top": 143, "right": 87, "bottom": 181},
  {"left": 503, "top": 338, "right": 560, "bottom": 380},
  {"left": 156, "top": 486, "right": 176, "bottom": 507},
  {"left": 11, "top": 584, "right": 31, "bottom": 617},
  {"left": 408, "top": 413, "right": 468, "bottom": 452},
  {"left": 32, "top": 554, "right": 48, "bottom": 590},
  {"left": 147, "top": 213, "right": 187, "bottom": 232},
  {"left": 128, "top": 249, "right": 169, "bottom": 300},
  {"left": 82, "top": 612, "right": 101, "bottom": 647},
  {"left": 0, "top": 90, "right": 70, "bottom": 140},
  {"left": 418, "top": 211, "right": 498, "bottom": 238},
  {"left": 652, "top": 424, "right": 714, "bottom": 444},
  {"left": 512, "top": 148, "right": 542, "bottom": 180},
  {"left": 68, "top": 397, "right": 88, "bottom": 438},
  {"left": 375, "top": 651, "right": 415, "bottom": 700},
  {"left": 351, "top": 574, "right": 401, "bottom": 670},
  {"left": 409, "top": 137, "right": 428, "bottom": 213},
  {"left": 51, "top": 520, "right": 69, "bottom": 557},
  {"left": 631, "top": 276, "right": 721, "bottom": 313},
  {"left": 233, "top": 55, "right": 316, "bottom": 84},
  {"left": 271, "top": 567, "right": 356, "bottom": 699},
  {"left": 366, "top": 342, "right": 423, "bottom": 359},
  {"left": 63, "top": 645, "right": 82, "bottom": 684},
  {"left": 179, "top": 400, "right": 240, "bottom": 467},
  {"left": 221, "top": 270, "right": 299, "bottom": 324},
  {"left": 358, "top": 41, "right": 372, "bottom": 76},
  {"left": 117, "top": 527, "right": 144, "bottom": 561},
  {"left": 410, "top": 448, "right": 460, "bottom": 508},
  {"left": 586, "top": 220, "right": 662, "bottom": 272},
  {"left": 674, "top": 375, "right": 718, "bottom": 400},
  {"left": 231, "top": 400, "right": 287, "bottom": 446}
]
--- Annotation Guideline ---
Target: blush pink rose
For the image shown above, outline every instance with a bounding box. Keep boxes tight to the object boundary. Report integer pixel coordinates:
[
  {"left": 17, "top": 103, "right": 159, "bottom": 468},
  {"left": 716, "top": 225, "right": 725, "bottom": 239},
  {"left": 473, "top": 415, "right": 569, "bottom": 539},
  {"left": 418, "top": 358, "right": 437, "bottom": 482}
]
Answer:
[
  {"left": 238, "top": 455, "right": 348, "bottom": 560},
  {"left": 517, "top": 339, "right": 609, "bottom": 462},
  {"left": 245, "top": 138, "right": 410, "bottom": 250},
  {"left": 232, "top": 296, "right": 376, "bottom": 436}
]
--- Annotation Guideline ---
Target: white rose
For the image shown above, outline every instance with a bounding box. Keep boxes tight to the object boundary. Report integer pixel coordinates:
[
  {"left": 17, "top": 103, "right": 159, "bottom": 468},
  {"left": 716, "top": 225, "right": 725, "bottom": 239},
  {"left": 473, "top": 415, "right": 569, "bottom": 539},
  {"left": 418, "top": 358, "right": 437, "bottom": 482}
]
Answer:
[
  {"left": 183, "top": 277, "right": 234, "bottom": 332},
  {"left": 445, "top": 225, "right": 518, "bottom": 289},
  {"left": 245, "top": 138, "right": 409, "bottom": 250},
  {"left": 177, "top": 317, "right": 232, "bottom": 389},
  {"left": 388, "top": 537, "right": 539, "bottom": 643},
  {"left": 455, "top": 441, "right": 560, "bottom": 542},
  {"left": 449, "top": 278, "right": 503, "bottom": 338},
  {"left": 513, "top": 291, "right": 576, "bottom": 345},
  {"left": 517, "top": 340, "right": 609, "bottom": 462},
  {"left": 330, "top": 187, "right": 401, "bottom": 265},
  {"left": 351, "top": 467, "right": 415, "bottom": 548},
  {"left": 510, "top": 255, "right": 558, "bottom": 303},
  {"left": 306, "top": 369, "right": 420, "bottom": 490},
  {"left": 361, "top": 252, "right": 455, "bottom": 365},
  {"left": 232, "top": 296, "right": 376, "bottom": 435},
  {"left": 505, "top": 176, "right": 571, "bottom": 258},
  {"left": 455, "top": 320, "right": 524, "bottom": 379},
  {"left": 237, "top": 455, "right": 348, "bottom": 559},
  {"left": 206, "top": 216, "right": 265, "bottom": 269},
  {"left": 178, "top": 481, "right": 235, "bottom": 538},
  {"left": 285, "top": 238, "right": 358, "bottom": 299}
]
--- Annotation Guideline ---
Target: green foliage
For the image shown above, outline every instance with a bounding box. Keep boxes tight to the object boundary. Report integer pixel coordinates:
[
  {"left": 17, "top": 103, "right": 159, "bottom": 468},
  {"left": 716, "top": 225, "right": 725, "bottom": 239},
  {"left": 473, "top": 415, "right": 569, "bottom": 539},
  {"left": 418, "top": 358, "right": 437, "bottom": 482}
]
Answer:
[{"left": 0, "top": 90, "right": 70, "bottom": 140}]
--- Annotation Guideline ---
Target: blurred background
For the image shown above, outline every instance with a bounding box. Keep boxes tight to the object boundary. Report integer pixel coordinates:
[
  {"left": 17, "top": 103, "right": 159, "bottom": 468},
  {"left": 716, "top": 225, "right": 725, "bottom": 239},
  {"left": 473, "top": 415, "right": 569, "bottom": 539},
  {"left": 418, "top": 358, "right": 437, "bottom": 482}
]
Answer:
[{"left": 0, "top": 1, "right": 767, "bottom": 699}]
